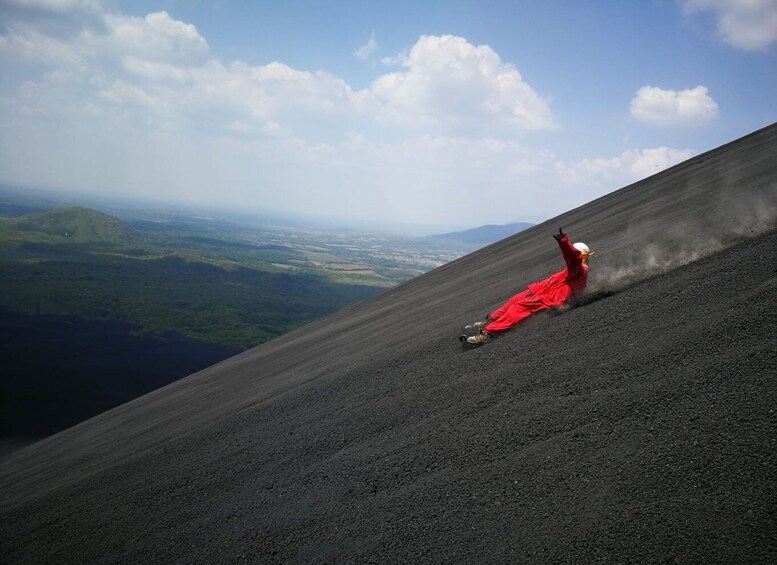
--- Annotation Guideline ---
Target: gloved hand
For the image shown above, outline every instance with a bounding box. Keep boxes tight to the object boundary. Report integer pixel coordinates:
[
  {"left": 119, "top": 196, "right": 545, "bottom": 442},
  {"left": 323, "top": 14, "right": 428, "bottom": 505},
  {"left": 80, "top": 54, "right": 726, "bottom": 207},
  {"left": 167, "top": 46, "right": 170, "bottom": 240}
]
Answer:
[{"left": 552, "top": 227, "right": 565, "bottom": 241}]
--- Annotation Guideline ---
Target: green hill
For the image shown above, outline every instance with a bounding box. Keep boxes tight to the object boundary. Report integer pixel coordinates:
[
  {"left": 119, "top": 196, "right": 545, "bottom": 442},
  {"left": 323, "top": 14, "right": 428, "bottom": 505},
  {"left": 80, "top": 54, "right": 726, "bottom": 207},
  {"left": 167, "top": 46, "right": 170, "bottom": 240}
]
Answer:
[
  {"left": 6, "top": 207, "right": 142, "bottom": 244},
  {"left": 0, "top": 205, "right": 386, "bottom": 349}
]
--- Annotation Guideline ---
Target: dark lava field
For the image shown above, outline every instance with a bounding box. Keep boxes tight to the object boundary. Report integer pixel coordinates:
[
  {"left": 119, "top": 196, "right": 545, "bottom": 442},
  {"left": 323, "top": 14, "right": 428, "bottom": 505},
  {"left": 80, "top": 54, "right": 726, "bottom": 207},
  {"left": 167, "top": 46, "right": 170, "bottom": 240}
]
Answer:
[{"left": 1, "top": 124, "right": 775, "bottom": 564}]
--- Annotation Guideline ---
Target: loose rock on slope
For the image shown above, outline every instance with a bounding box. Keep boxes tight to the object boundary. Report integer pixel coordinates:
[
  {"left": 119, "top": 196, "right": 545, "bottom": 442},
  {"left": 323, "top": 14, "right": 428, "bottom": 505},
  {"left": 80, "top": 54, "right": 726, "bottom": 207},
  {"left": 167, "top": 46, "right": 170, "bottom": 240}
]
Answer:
[{"left": 1, "top": 124, "right": 776, "bottom": 564}]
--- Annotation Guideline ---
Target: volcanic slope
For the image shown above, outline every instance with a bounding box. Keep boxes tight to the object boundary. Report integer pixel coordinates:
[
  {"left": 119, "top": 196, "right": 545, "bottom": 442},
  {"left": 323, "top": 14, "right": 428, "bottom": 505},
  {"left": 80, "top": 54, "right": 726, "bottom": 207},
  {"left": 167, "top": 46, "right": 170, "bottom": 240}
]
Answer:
[{"left": 1, "top": 124, "right": 776, "bottom": 564}]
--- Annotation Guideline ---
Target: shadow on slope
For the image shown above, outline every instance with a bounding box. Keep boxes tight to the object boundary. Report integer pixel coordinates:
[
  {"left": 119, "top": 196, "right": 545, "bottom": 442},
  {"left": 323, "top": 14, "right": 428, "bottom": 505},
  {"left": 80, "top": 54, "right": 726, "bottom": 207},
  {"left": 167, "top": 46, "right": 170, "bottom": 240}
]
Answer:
[{"left": 0, "top": 309, "right": 239, "bottom": 448}]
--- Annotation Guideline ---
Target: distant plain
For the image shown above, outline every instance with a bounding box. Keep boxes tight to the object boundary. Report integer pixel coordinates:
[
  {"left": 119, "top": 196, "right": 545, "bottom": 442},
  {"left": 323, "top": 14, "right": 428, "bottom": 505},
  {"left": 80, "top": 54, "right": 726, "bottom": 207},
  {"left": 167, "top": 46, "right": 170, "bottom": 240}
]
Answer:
[{"left": 0, "top": 187, "right": 498, "bottom": 450}]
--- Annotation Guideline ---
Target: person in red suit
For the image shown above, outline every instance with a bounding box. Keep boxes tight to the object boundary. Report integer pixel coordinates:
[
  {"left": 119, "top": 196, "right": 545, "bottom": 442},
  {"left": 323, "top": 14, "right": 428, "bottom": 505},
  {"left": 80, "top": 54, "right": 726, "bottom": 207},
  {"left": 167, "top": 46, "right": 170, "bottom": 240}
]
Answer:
[{"left": 463, "top": 228, "right": 593, "bottom": 346}]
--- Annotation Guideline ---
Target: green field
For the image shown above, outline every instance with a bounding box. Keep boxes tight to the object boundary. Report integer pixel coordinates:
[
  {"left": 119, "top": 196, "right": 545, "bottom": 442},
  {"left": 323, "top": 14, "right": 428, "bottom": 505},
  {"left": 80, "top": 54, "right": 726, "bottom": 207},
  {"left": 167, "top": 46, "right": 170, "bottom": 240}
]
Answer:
[
  {"left": 0, "top": 201, "right": 474, "bottom": 441},
  {"left": 0, "top": 207, "right": 392, "bottom": 349}
]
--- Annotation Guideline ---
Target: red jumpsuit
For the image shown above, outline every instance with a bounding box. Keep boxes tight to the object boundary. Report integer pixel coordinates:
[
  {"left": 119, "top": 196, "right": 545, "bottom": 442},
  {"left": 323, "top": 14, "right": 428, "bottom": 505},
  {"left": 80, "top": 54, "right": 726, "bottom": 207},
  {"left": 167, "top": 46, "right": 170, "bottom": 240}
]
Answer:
[{"left": 484, "top": 234, "right": 588, "bottom": 334}]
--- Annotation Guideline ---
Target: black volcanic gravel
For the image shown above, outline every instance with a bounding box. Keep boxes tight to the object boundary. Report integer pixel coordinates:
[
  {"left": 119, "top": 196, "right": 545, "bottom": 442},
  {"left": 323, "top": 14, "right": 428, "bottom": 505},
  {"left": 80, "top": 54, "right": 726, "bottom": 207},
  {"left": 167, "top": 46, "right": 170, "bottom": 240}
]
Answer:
[{"left": 1, "top": 124, "right": 776, "bottom": 564}]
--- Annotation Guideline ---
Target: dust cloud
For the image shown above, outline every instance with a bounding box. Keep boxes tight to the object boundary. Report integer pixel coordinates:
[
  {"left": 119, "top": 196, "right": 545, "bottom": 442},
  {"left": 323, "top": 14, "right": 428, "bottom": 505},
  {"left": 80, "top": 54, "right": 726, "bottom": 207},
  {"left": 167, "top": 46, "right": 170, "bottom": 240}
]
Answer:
[{"left": 581, "top": 186, "right": 777, "bottom": 303}]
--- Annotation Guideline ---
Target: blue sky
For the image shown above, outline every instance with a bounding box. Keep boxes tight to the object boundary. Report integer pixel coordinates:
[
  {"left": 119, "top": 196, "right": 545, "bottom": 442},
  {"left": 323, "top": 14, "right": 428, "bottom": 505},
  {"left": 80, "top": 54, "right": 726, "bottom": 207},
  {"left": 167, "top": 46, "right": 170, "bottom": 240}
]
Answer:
[{"left": 1, "top": 0, "right": 775, "bottom": 232}]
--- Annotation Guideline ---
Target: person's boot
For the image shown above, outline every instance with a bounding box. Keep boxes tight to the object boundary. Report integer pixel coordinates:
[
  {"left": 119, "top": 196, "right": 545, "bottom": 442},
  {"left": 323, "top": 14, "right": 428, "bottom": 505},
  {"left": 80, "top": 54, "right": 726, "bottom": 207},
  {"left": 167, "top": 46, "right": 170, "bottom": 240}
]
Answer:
[
  {"left": 465, "top": 314, "right": 491, "bottom": 330},
  {"left": 466, "top": 331, "right": 490, "bottom": 345}
]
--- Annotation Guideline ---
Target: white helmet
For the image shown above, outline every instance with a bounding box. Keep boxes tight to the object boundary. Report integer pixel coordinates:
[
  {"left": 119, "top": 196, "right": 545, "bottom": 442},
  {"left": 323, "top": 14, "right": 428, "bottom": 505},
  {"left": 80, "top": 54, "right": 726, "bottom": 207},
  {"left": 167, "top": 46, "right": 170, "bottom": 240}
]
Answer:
[{"left": 573, "top": 242, "right": 591, "bottom": 255}]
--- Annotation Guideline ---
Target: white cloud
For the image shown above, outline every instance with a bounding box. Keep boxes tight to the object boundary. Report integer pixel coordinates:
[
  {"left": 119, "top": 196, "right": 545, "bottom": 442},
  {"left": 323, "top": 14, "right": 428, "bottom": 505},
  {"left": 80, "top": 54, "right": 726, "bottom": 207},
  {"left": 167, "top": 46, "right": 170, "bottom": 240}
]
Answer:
[
  {"left": 354, "top": 33, "right": 378, "bottom": 61},
  {"left": 683, "top": 0, "right": 777, "bottom": 50},
  {"left": 5, "top": 0, "right": 103, "bottom": 9},
  {"left": 0, "top": 0, "right": 106, "bottom": 61},
  {"left": 372, "top": 35, "right": 557, "bottom": 132},
  {"left": 1, "top": 0, "right": 105, "bottom": 26},
  {"left": 630, "top": 85, "right": 719, "bottom": 127},
  {"left": 0, "top": 4, "right": 370, "bottom": 138},
  {"left": 0, "top": 2, "right": 692, "bottom": 229},
  {"left": 106, "top": 11, "right": 209, "bottom": 67},
  {"left": 0, "top": 13, "right": 556, "bottom": 140}
]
